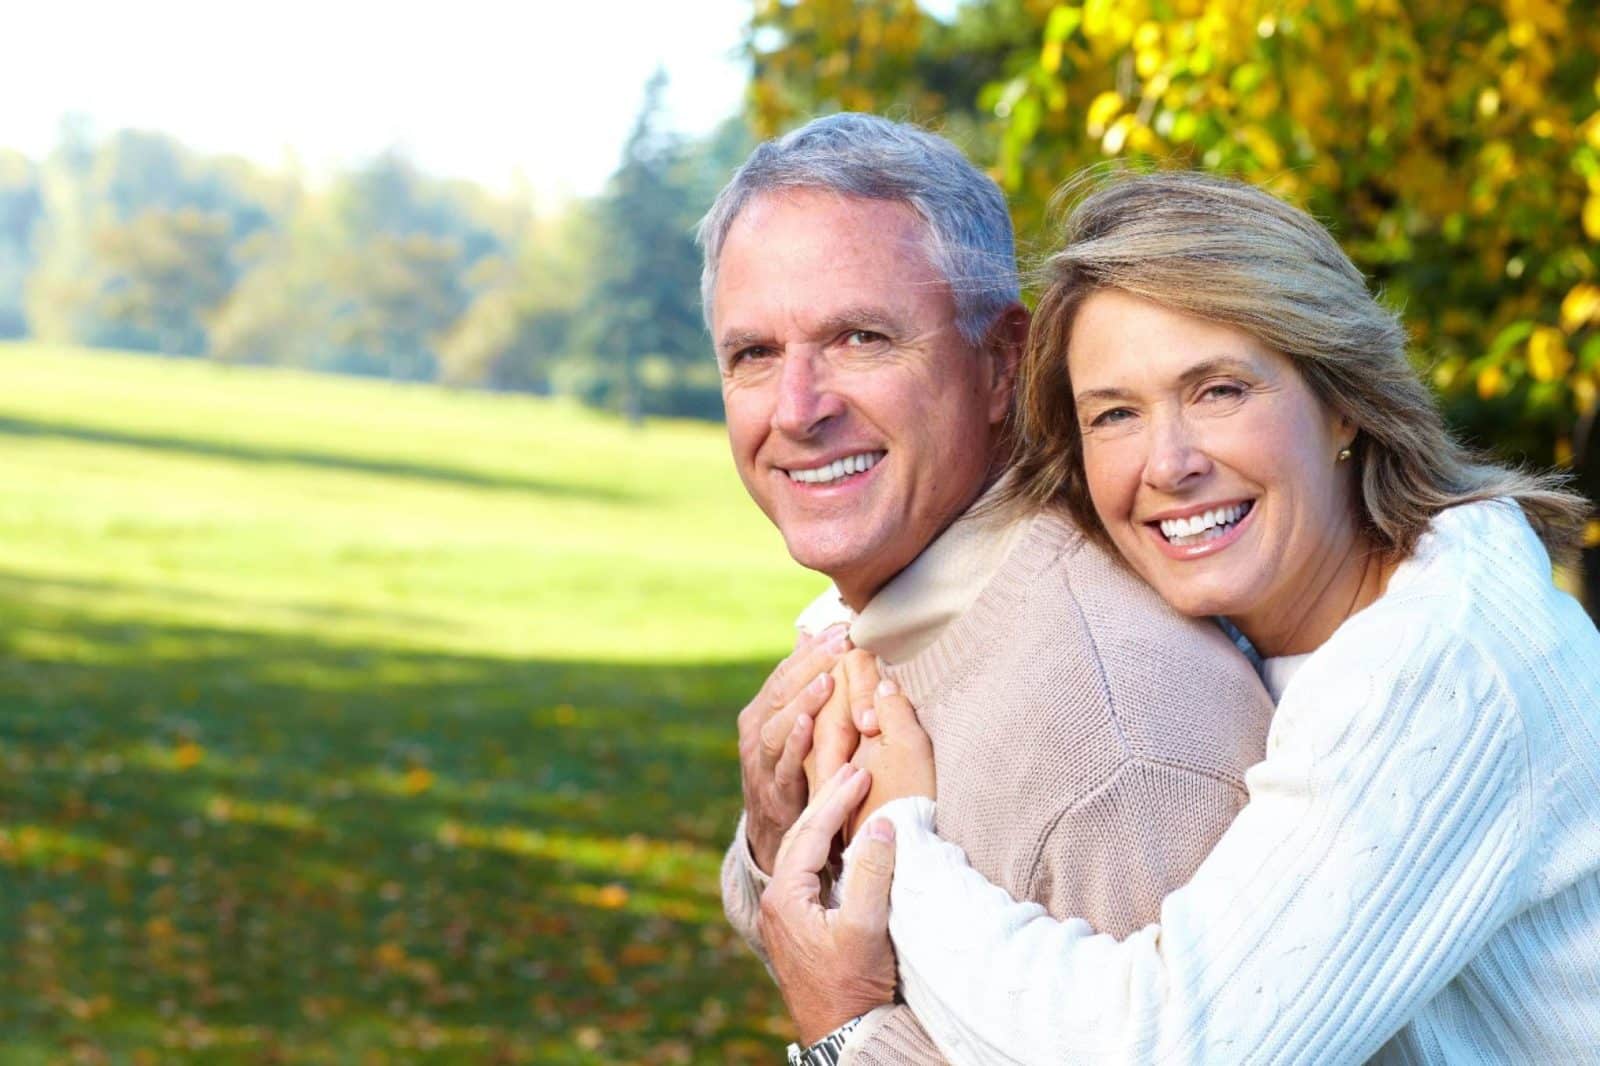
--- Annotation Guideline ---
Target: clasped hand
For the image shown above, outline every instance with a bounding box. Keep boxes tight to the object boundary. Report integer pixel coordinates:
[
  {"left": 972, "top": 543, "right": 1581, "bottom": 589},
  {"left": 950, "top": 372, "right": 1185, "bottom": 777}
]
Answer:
[{"left": 737, "top": 631, "right": 936, "bottom": 1043}]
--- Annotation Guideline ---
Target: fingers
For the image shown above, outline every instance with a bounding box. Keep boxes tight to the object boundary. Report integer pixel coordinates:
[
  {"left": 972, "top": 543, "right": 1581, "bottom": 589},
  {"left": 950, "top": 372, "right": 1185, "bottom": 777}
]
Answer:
[
  {"left": 809, "top": 663, "right": 859, "bottom": 786},
  {"left": 873, "top": 678, "right": 927, "bottom": 750},
  {"left": 772, "top": 624, "right": 851, "bottom": 710},
  {"left": 772, "top": 711, "right": 813, "bottom": 801},
  {"left": 774, "top": 764, "right": 872, "bottom": 881},
  {"left": 761, "top": 671, "right": 832, "bottom": 768},
  {"left": 844, "top": 650, "right": 882, "bottom": 735},
  {"left": 839, "top": 818, "right": 896, "bottom": 936}
]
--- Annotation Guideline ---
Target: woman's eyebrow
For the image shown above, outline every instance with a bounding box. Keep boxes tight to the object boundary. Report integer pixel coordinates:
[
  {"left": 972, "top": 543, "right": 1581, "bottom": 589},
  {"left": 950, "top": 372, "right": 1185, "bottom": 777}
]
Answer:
[
  {"left": 1176, "top": 355, "right": 1256, "bottom": 387},
  {"left": 1075, "top": 355, "right": 1257, "bottom": 406},
  {"left": 1074, "top": 385, "right": 1135, "bottom": 406}
]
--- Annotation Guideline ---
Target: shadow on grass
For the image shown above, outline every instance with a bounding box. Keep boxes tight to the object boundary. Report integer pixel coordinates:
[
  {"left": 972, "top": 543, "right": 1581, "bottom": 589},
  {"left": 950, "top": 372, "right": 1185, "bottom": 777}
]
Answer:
[
  {"left": 0, "top": 573, "right": 788, "bottom": 1063},
  {"left": 0, "top": 414, "right": 637, "bottom": 504}
]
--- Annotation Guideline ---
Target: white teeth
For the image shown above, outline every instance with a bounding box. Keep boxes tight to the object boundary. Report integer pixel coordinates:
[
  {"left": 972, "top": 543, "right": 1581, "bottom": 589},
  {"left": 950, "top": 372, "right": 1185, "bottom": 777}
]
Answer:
[
  {"left": 786, "top": 451, "right": 885, "bottom": 485},
  {"left": 1159, "top": 502, "right": 1251, "bottom": 545}
]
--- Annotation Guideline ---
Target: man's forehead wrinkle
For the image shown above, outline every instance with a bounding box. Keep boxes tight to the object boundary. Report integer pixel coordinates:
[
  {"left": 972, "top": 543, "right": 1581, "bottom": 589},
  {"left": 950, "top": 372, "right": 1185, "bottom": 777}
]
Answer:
[{"left": 745, "top": 187, "right": 941, "bottom": 271}]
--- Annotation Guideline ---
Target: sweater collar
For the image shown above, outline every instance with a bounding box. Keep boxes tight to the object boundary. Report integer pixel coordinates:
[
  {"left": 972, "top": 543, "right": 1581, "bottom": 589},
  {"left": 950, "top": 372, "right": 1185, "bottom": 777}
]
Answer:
[{"left": 793, "top": 477, "right": 1031, "bottom": 664}]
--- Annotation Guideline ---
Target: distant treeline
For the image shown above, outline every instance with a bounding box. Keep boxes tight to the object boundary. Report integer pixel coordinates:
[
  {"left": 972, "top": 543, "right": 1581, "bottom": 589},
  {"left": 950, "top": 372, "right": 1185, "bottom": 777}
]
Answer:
[{"left": 0, "top": 75, "right": 746, "bottom": 421}]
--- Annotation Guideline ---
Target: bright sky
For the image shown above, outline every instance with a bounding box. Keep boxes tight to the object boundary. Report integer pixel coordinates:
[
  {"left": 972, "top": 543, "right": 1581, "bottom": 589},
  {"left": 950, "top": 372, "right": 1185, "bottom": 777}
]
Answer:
[{"left": 2, "top": 0, "right": 752, "bottom": 209}]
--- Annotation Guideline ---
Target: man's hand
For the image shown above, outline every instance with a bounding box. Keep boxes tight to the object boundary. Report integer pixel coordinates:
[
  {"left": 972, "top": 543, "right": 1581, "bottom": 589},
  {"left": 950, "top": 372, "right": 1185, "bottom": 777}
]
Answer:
[
  {"left": 802, "top": 649, "right": 881, "bottom": 795},
  {"left": 850, "top": 678, "right": 936, "bottom": 835},
  {"left": 761, "top": 764, "right": 899, "bottom": 1045},
  {"left": 738, "top": 624, "right": 852, "bottom": 874}
]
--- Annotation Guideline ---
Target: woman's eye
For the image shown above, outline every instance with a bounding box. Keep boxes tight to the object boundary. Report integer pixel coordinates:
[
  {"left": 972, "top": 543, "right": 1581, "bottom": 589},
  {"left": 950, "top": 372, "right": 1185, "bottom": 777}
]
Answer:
[
  {"left": 1089, "top": 407, "right": 1134, "bottom": 428},
  {"left": 1200, "top": 381, "right": 1246, "bottom": 402}
]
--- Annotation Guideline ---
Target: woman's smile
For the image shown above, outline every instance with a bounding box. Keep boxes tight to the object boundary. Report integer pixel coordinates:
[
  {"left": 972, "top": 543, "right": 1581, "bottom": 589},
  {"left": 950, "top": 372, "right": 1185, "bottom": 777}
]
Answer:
[{"left": 1142, "top": 498, "right": 1257, "bottom": 558}]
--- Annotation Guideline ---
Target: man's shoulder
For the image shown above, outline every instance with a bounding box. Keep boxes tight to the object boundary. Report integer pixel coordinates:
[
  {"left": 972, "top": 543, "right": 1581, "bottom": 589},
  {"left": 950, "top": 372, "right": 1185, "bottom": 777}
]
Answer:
[{"left": 990, "top": 509, "right": 1272, "bottom": 774}]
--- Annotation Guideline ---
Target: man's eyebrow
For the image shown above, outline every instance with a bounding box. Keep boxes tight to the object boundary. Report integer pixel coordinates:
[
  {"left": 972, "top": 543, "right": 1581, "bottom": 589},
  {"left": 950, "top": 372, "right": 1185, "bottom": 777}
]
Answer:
[
  {"left": 716, "top": 308, "right": 904, "bottom": 356},
  {"left": 1074, "top": 355, "right": 1256, "bottom": 406},
  {"left": 716, "top": 329, "right": 767, "bottom": 356},
  {"left": 811, "top": 307, "right": 901, "bottom": 338}
]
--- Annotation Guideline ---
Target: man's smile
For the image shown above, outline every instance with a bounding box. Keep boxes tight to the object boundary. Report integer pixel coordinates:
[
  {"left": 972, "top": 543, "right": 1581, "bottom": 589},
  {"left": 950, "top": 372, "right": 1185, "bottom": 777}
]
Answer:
[{"left": 781, "top": 450, "right": 887, "bottom": 485}]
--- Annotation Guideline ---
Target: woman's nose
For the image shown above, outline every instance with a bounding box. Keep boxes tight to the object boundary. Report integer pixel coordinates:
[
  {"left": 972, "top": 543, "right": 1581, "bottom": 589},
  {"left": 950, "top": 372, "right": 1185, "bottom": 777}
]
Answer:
[{"left": 1142, "top": 414, "right": 1211, "bottom": 490}]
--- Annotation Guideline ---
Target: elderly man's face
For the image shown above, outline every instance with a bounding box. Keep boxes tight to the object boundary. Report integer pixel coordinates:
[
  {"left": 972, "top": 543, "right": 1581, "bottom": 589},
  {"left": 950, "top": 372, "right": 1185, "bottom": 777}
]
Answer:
[{"left": 712, "top": 190, "right": 1014, "bottom": 607}]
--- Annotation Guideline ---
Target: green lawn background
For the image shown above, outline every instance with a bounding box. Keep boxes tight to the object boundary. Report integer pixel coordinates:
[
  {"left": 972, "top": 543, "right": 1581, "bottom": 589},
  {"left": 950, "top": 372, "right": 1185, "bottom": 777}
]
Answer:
[{"left": 0, "top": 341, "right": 820, "bottom": 1063}]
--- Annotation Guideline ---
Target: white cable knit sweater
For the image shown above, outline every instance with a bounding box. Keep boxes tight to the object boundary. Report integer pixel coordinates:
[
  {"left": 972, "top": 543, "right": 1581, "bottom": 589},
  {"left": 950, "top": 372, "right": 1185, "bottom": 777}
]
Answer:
[{"left": 874, "top": 500, "right": 1600, "bottom": 1064}]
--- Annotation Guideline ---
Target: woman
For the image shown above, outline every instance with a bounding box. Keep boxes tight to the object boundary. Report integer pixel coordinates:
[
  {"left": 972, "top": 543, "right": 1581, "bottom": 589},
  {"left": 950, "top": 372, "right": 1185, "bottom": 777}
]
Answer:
[{"left": 762, "top": 171, "right": 1600, "bottom": 1063}]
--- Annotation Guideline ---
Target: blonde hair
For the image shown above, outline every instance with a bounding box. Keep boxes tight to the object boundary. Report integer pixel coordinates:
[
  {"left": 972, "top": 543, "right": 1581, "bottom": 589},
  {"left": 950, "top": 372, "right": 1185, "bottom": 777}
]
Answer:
[{"left": 1011, "top": 169, "right": 1590, "bottom": 563}]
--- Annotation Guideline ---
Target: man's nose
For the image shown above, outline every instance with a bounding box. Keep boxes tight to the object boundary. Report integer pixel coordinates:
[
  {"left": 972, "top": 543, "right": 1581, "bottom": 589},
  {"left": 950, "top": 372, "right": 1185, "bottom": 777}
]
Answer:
[
  {"left": 772, "top": 350, "right": 845, "bottom": 438},
  {"left": 1142, "top": 412, "right": 1211, "bottom": 491}
]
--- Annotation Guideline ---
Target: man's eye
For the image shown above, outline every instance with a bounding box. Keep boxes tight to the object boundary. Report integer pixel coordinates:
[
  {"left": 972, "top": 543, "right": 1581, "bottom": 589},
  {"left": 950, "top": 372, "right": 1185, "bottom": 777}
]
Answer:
[
  {"left": 843, "top": 330, "right": 886, "bottom": 347},
  {"left": 729, "top": 346, "right": 772, "bottom": 366}
]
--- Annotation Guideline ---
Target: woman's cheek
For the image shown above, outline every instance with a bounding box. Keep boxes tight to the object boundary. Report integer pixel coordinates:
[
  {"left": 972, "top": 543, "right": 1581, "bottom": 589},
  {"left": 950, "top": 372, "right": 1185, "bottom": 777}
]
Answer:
[{"left": 1083, "top": 435, "right": 1143, "bottom": 524}]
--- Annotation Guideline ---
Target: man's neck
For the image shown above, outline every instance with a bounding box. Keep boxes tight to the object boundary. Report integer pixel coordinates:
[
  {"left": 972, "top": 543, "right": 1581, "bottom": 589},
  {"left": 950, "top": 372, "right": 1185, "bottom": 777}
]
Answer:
[{"left": 833, "top": 465, "right": 1005, "bottom": 612}]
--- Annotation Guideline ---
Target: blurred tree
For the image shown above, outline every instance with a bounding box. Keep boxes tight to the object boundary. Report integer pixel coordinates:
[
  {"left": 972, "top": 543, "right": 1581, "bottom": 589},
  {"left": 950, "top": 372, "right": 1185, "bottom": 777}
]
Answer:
[
  {"left": 749, "top": 0, "right": 1600, "bottom": 605},
  {"left": 314, "top": 155, "right": 500, "bottom": 380},
  {"left": 0, "top": 151, "right": 43, "bottom": 338},
  {"left": 91, "top": 206, "right": 236, "bottom": 355},
  {"left": 437, "top": 209, "right": 592, "bottom": 393},
  {"left": 25, "top": 129, "right": 275, "bottom": 355},
  {"left": 211, "top": 154, "right": 505, "bottom": 380},
  {"left": 583, "top": 69, "right": 711, "bottom": 422}
]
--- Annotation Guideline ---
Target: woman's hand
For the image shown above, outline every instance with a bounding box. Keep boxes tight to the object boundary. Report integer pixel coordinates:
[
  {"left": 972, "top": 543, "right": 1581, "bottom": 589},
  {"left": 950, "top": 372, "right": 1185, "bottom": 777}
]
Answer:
[
  {"left": 802, "top": 649, "right": 881, "bottom": 795},
  {"left": 737, "top": 625, "right": 852, "bottom": 873},
  {"left": 760, "top": 764, "right": 900, "bottom": 1044},
  {"left": 849, "top": 678, "right": 936, "bottom": 838}
]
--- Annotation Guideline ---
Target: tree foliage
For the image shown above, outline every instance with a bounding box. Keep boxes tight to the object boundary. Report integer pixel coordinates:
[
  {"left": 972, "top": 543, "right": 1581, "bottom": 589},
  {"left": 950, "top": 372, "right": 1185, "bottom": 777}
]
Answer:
[
  {"left": 748, "top": 0, "right": 1600, "bottom": 521},
  {"left": 9, "top": 85, "right": 742, "bottom": 420}
]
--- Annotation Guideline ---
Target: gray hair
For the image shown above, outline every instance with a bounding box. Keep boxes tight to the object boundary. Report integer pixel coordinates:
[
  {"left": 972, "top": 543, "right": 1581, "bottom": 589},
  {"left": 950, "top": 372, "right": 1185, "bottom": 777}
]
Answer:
[{"left": 697, "top": 113, "right": 1019, "bottom": 346}]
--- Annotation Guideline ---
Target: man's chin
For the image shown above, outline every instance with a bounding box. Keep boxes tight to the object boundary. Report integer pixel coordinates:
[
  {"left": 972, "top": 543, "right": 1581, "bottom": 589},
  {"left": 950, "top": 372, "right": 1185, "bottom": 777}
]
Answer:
[{"left": 783, "top": 535, "right": 882, "bottom": 587}]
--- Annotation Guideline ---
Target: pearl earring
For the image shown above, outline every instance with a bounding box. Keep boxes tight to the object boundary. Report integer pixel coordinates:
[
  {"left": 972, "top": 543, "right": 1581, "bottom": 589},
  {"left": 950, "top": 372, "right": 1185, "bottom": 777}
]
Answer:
[{"left": 1337, "top": 446, "right": 1353, "bottom": 462}]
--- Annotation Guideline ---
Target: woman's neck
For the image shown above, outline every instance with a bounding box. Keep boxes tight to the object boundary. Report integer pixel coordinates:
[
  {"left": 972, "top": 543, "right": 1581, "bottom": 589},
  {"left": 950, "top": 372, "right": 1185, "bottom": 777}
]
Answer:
[{"left": 1234, "top": 531, "right": 1395, "bottom": 659}]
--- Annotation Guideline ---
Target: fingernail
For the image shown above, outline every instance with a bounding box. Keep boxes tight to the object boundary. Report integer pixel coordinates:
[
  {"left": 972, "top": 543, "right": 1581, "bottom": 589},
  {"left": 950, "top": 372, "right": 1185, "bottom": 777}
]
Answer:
[
  {"left": 860, "top": 710, "right": 877, "bottom": 732},
  {"left": 809, "top": 673, "right": 830, "bottom": 693},
  {"left": 794, "top": 713, "right": 811, "bottom": 733},
  {"left": 876, "top": 678, "right": 898, "bottom": 697},
  {"left": 825, "top": 627, "right": 851, "bottom": 651},
  {"left": 868, "top": 819, "right": 894, "bottom": 842}
]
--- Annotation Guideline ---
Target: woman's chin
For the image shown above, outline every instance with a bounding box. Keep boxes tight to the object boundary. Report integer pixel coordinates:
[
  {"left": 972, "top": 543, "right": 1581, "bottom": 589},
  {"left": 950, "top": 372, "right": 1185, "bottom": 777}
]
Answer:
[{"left": 1129, "top": 551, "right": 1256, "bottom": 621}]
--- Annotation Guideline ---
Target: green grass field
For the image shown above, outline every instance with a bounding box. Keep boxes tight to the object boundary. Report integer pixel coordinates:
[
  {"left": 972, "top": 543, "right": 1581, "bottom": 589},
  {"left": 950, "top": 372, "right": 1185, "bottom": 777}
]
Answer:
[{"left": 0, "top": 341, "right": 824, "bottom": 1063}]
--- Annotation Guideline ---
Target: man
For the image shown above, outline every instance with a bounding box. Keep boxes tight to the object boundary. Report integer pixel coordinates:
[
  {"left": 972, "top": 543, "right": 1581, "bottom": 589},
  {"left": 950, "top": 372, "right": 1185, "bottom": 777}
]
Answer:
[{"left": 701, "top": 114, "right": 1273, "bottom": 1063}]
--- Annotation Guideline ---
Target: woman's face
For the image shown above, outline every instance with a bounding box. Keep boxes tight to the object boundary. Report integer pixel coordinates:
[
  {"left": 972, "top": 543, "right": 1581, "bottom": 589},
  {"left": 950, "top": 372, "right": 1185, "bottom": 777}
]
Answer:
[{"left": 1067, "top": 289, "right": 1361, "bottom": 652}]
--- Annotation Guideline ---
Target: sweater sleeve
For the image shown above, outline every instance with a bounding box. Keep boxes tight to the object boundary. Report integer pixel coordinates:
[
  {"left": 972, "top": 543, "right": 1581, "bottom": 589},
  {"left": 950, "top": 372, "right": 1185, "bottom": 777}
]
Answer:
[
  {"left": 720, "top": 810, "right": 774, "bottom": 973},
  {"left": 880, "top": 630, "right": 1534, "bottom": 1064},
  {"left": 843, "top": 1005, "right": 949, "bottom": 1065}
]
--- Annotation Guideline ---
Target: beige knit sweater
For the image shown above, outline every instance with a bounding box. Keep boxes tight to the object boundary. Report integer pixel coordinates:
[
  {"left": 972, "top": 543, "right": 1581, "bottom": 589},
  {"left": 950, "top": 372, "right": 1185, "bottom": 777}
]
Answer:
[{"left": 722, "top": 510, "right": 1274, "bottom": 1063}]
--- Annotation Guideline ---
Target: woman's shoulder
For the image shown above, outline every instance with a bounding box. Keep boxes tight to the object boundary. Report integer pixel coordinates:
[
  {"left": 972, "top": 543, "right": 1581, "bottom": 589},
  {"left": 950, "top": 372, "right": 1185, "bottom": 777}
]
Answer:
[
  {"left": 1286, "top": 499, "right": 1599, "bottom": 734},
  {"left": 1376, "top": 499, "right": 1594, "bottom": 663}
]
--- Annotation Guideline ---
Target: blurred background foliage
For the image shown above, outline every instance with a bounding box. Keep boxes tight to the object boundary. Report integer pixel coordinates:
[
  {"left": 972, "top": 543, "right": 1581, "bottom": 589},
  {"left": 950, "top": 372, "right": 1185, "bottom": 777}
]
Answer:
[
  {"left": 0, "top": 82, "right": 749, "bottom": 425},
  {"left": 747, "top": 0, "right": 1600, "bottom": 606}
]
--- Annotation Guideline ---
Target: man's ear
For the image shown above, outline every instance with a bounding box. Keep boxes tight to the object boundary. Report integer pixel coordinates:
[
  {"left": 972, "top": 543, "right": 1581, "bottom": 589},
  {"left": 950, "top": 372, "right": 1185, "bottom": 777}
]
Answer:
[{"left": 984, "top": 304, "right": 1029, "bottom": 425}]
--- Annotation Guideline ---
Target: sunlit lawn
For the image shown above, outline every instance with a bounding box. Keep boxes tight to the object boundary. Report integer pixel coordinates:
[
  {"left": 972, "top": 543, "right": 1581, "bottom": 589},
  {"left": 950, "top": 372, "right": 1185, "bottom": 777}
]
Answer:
[{"left": 0, "top": 342, "right": 822, "bottom": 1063}]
